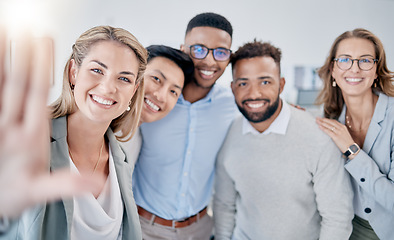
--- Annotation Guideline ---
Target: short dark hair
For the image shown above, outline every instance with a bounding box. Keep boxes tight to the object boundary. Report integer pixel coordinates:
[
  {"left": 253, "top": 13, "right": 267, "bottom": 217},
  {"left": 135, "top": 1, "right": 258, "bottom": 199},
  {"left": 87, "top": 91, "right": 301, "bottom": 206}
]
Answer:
[
  {"left": 186, "top": 12, "right": 233, "bottom": 37},
  {"left": 146, "top": 45, "right": 194, "bottom": 86},
  {"left": 231, "top": 40, "right": 282, "bottom": 73}
]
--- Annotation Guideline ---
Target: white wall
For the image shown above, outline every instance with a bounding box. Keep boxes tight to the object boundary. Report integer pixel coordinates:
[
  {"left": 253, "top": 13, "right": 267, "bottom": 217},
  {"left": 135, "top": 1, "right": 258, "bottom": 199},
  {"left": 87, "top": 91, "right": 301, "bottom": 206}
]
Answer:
[{"left": 2, "top": 0, "right": 393, "bottom": 104}]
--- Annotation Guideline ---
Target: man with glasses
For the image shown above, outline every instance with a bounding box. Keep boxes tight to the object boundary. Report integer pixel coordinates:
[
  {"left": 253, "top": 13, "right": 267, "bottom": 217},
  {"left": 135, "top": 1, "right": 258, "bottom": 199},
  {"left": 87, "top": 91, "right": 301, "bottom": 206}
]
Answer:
[{"left": 133, "top": 12, "right": 238, "bottom": 239}]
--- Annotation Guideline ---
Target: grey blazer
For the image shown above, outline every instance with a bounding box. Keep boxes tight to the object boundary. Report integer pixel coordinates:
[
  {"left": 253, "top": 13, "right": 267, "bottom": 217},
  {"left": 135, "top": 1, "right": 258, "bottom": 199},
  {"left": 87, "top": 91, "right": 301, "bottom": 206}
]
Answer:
[
  {"left": 1, "top": 116, "right": 142, "bottom": 240},
  {"left": 340, "top": 92, "right": 394, "bottom": 240}
]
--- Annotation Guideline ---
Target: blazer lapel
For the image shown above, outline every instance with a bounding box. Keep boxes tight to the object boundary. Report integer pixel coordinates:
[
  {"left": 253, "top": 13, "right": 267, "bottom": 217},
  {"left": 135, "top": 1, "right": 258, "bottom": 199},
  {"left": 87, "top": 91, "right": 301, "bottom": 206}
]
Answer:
[
  {"left": 363, "top": 93, "right": 386, "bottom": 154},
  {"left": 50, "top": 116, "right": 74, "bottom": 237}
]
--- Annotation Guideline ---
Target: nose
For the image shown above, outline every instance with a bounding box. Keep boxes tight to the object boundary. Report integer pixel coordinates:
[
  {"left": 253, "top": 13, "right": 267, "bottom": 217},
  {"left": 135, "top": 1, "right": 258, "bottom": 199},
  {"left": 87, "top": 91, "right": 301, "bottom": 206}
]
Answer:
[
  {"left": 202, "top": 50, "right": 217, "bottom": 66},
  {"left": 349, "top": 60, "right": 361, "bottom": 73},
  {"left": 248, "top": 82, "right": 262, "bottom": 99},
  {"left": 153, "top": 86, "right": 167, "bottom": 103},
  {"left": 100, "top": 76, "right": 117, "bottom": 93}
]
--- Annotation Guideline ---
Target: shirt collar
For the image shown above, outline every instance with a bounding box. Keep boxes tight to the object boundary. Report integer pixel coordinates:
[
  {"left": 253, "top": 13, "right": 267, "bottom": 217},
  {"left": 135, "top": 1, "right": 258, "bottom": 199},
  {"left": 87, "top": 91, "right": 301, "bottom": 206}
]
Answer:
[
  {"left": 242, "top": 100, "right": 291, "bottom": 135},
  {"left": 177, "top": 84, "right": 220, "bottom": 104}
]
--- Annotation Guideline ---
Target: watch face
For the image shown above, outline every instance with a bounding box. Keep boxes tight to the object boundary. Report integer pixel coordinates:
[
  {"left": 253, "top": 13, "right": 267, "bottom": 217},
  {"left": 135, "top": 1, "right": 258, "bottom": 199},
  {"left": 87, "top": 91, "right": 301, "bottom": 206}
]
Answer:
[{"left": 349, "top": 144, "right": 359, "bottom": 153}]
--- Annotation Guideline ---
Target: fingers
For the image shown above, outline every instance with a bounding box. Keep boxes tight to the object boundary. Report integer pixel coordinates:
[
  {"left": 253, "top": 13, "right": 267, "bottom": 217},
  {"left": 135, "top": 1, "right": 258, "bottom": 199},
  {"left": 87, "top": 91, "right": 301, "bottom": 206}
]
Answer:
[
  {"left": 0, "top": 25, "right": 6, "bottom": 104},
  {"left": 316, "top": 117, "right": 355, "bottom": 153},
  {"left": 29, "top": 170, "right": 106, "bottom": 204},
  {"left": 1, "top": 31, "right": 33, "bottom": 125},
  {"left": 25, "top": 37, "right": 53, "bottom": 132},
  {"left": 316, "top": 117, "right": 341, "bottom": 134},
  {"left": 0, "top": 170, "right": 106, "bottom": 218},
  {"left": 24, "top": 38, "right": 53, "bottom": 173}
]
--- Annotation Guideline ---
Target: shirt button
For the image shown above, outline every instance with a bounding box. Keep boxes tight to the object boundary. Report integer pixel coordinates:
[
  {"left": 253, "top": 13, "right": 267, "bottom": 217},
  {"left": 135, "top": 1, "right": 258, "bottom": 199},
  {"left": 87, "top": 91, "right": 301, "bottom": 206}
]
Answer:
[
  {"left": 184, "top": 172, "right": 188, "bottom": 176},
  {"left": 360, "top": 178, "right": 365, "bottom": 182},
  {"left": 364, "top": 208, "right": 372, "bottom": 214},
  {"left": 190, "top": 128, "right": 194, "bottom": 132},
  {"left": 187, "top": 150, "right": 191, "bottom": 154},
  {"left": 181, "top": 193, "right": 185, "bottom": 197}
]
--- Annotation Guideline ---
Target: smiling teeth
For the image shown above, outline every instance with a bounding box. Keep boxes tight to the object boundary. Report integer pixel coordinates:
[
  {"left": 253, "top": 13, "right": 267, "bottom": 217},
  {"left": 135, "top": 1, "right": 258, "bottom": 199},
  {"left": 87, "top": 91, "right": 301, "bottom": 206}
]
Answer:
[
  {"left": 200, "top": 70, "right": 214, "bottom": 76},
  {"left": 92, "top": 95, "right": 114, "bottom": 105},
  {"left": 145, "top": 98, "right": 160, "bottom": 111},
  {"left": 248, "top": 103, "right": 264, "bottom": 108},
  {"left": 346, "top": 78, "right": 362, "bottom": 82}
]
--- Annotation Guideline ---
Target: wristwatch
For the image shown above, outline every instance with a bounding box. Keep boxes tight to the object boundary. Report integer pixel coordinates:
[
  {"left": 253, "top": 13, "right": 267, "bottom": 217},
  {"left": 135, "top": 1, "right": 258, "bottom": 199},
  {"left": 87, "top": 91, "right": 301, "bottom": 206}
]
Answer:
[{"left": 343, "top": 143, "right": 361, "bottom": 158}]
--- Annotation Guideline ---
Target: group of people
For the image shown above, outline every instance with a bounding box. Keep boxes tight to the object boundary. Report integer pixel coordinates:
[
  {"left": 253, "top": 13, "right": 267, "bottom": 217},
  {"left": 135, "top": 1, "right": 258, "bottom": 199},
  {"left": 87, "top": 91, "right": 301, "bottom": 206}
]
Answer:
[{"left": 0, "top": 11, "right": 393, "bottom": 240}]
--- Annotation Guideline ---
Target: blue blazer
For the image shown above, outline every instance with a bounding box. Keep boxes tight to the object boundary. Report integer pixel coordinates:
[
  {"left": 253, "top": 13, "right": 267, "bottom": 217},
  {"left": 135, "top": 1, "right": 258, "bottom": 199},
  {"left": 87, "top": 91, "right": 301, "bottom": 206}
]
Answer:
[
  {"left": 1, "top": 116, "right": 142, "bottom": 240},
  {"left": 340, "top": 92, "right": 394, "bottom": 240}
]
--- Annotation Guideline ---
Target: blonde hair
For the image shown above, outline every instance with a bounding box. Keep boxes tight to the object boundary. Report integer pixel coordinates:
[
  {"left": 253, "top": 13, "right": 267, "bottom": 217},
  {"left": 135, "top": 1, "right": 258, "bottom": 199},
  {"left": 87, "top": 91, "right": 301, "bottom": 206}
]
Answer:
[
  {"left": 50, "top": 26, "right": 147, "bottom": 141},
  {"left": 316, "top": 28, "right": 394, "bottom": 119}
]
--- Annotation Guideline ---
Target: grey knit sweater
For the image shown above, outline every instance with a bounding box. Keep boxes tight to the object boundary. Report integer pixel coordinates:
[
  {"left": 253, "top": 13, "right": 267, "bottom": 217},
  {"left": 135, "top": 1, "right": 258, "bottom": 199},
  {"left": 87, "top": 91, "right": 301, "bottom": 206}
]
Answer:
[{"left": 213, "top": 107, "right": 354, "bottom": 240}]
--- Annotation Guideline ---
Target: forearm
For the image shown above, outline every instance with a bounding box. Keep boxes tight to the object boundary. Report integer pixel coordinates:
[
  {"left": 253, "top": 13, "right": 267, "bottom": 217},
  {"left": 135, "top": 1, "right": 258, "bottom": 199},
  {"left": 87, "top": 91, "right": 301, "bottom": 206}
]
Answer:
[{"left": 345, "top": 149, "right": 394, "bottom": 212}]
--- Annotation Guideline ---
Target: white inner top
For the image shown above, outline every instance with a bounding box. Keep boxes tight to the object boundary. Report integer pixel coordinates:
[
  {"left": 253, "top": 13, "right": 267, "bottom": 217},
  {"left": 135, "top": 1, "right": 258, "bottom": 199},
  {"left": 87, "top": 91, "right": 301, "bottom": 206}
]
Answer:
[{"left": 69, "top": 145, "right": 124, "bottom": 240}]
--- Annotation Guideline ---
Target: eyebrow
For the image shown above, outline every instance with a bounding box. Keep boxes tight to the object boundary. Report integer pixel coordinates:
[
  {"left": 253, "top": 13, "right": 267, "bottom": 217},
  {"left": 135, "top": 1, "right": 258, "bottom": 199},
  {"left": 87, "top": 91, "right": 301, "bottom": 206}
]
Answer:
[
  {"left": 234, "top": 76, "right": 271, "bottom": 82},
  {"left": 192, "top": 43, "right": 229, "bottom": 50},
  {"left": 91, "top": 60, "right": 136, "bottom": 76},
  {"left": 338, "top": 54, "right": 375, "bottom": 58}
]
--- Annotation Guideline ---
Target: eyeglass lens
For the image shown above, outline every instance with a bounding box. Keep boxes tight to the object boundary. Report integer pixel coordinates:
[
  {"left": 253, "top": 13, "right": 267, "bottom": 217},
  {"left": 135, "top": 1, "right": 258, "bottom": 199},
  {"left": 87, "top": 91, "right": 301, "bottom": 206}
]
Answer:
[
  {"left": 190, "top": 45, "right": 231, "bottom": 61},
  {"left": 335, "top": 57, "right": 376, "bottom": 71}
]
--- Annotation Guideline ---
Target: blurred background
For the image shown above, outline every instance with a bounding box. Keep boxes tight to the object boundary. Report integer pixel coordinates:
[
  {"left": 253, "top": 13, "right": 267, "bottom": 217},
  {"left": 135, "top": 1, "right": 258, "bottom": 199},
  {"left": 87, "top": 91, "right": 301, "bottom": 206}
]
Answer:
[{"left": 1, "top": 0, "right": 393, "bottom": 112}]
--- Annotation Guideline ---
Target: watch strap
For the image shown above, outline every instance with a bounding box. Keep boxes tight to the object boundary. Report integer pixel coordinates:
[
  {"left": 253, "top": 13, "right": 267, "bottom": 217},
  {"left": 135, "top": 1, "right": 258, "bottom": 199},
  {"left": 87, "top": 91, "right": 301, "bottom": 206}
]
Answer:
[{"left": 343, "top": 149, "right": 352, "bottom": 157}]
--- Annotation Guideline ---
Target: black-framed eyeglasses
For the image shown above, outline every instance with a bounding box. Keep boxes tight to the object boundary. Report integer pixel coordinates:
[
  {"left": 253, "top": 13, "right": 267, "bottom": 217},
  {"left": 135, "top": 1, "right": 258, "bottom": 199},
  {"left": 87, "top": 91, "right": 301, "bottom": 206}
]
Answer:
[
  {"left": 187, "top": 44, "right": 232, "bottom": 61},
  {"left": 333, "top": 57, "right": 378, "bottom": 71}
]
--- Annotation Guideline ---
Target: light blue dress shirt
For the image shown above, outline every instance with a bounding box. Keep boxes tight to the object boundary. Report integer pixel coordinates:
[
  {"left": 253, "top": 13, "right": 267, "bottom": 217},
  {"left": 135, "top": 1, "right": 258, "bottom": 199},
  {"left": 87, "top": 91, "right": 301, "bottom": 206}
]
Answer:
[{"left": 133, "top": 84, "right": 238, "bottom": 220}]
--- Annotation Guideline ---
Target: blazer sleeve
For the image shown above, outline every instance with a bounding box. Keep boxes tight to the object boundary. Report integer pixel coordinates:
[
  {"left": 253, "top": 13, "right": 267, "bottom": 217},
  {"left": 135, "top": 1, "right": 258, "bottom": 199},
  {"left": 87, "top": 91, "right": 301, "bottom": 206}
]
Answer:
[{"left": 344, "top": 139, "right": 394, "bottom": 214}]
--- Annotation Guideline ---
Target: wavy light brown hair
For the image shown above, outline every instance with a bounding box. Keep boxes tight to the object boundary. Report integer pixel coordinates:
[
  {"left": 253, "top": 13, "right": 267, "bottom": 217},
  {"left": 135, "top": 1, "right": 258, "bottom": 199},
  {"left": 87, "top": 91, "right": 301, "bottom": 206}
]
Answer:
[
  {"left": 316, "top": 28, "right": 394, "bottom": 119},
  {"left": 50, "top": 26, "right": 147, "bottom": 141}
]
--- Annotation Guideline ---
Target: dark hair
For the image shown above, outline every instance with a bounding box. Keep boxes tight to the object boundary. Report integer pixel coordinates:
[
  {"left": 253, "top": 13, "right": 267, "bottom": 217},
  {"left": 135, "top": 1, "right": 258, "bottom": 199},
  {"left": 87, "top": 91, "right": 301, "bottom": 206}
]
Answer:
[
  {"left": 316, "top": 28, "right": 394, "bottom": 119},
  {"left": 186, "top": 12, "right": 233, "bottom": 37},
  {"left": 231, "top": 40, "right": 282, "bottom": 74},
  {"left": 146, "top": 45, "right": 194, "bottom": 86}
]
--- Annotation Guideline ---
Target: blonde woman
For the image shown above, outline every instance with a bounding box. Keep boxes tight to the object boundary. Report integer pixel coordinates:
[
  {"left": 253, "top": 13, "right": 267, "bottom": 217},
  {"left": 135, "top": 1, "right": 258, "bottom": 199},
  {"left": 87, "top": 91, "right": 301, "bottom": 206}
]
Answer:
[
  {"left": 3, "top": 25, "right": 147, "bottom": 240},
  {"left": 316, "top": 28, "right": 394, "bottom": 240}
]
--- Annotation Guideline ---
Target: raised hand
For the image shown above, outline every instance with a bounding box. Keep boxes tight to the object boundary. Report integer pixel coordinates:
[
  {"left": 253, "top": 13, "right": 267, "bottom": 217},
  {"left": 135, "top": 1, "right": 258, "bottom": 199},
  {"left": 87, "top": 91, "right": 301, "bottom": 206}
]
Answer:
[{"left": 0, "top": 27, "right": 102, "bottom": 219}]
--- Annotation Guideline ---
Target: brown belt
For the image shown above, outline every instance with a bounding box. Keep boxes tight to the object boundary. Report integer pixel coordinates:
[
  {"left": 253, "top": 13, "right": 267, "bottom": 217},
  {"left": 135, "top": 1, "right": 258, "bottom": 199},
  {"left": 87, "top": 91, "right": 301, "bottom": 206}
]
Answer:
[{"left": 137, "top": 206, "right": 207, "bottom": 228}]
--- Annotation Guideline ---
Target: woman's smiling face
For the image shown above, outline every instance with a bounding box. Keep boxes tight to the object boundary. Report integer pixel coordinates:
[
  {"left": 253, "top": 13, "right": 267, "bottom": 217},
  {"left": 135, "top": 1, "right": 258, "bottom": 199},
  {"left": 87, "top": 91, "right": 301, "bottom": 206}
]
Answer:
[
  {"left": 332, "top": 37, "right": 378, "bottom": 98},
  {"left": 70, "top": 40, "right": 140, "bottom": 124}
]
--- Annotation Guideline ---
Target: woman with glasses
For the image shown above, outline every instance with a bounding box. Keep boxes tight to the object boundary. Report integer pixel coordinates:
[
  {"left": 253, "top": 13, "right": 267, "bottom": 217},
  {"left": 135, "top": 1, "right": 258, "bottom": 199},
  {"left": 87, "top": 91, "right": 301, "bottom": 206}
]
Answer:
[{"left": 316, "top": 28, "right": 394, "bottom": 240}]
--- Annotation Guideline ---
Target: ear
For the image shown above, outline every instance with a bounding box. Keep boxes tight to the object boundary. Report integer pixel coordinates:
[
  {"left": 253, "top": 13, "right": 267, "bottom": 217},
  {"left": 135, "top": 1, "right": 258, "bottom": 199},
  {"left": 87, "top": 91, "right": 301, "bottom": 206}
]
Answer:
[
  {"left": 180, "top": 44, "right": 185, "bottom": 53},
  {"left": 279, "top": 77, "right": 286, "bottom": 94},
  {"left": 231, "top": 81, "right": 236, "bottom": 94},
  {"left": 69, "top": 59, "right": 78, "bottom": 85},
  {"left": 330, "top": 62, "right": 336, "bottom": 79}
]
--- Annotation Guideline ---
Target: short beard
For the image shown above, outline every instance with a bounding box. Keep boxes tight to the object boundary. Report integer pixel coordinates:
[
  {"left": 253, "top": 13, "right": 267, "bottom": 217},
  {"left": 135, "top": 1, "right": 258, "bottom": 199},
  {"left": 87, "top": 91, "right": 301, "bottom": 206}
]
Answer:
[{"left": 237, "top": 96, "right": 281, "bottom": 123}]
